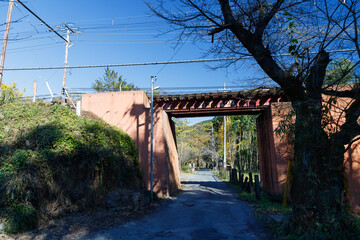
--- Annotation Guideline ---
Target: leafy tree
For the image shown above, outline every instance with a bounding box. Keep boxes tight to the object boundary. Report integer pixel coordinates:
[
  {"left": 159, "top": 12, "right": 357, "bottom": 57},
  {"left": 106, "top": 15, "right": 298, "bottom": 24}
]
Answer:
[
  {"left": 175, "top": 119, "right": 213, "bottom": 168},
  {"left": 324, "top": 58, "right": 356, "bottom": 85},
  {"left": 149, "top": 0, "right": 360, "bottom": 236},
  {"left": 174, "top": 118, "right": 191, "bottom": 166},
  {"left": 92, "top": 67, "right": 138, "bottom": 92},
  {"left": 229, "top": 115, "right": 258, "bottom": 172},
  {"left": 0, "top": 82, "right": 23, "bottom": 104},
  {"left": 211, "top": 116, "right": 258, "bottom": 172}
]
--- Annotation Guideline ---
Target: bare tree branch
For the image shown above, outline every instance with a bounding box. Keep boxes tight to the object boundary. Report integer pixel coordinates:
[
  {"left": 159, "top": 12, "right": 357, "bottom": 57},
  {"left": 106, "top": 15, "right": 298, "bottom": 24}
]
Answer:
[{"left": 254, "top": 0, "right": 284, "bottom": 38}]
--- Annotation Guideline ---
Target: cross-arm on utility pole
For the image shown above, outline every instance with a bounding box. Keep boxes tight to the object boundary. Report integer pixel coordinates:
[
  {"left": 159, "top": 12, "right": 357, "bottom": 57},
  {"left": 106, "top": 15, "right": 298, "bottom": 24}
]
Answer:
[{"left": 0, "top": 0, "right": 15, "bottom": 89}]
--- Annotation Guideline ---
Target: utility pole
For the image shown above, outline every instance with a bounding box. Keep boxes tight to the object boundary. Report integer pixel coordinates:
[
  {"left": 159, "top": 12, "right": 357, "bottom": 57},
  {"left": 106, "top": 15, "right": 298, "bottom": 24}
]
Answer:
[
  {"left": 211, "top": 124, "right": 216, "bottom": 170},
  {"left": 223, "top": 115, "right": 226, "bottom": 168},
  {"left": 223, "top": 82, "right": 226, "bottom": 168},
  {"left": 0, "top": 0, "right": 15, "bottom": 89},
  {"left": 150, "top": 76, "right": 160, "bottom": 201},
  {"left": 61, "top": 27, "right": 71, "bottom": 104},
  {"left": 59, "top": 24, "right": 76, "bottom": 104}
]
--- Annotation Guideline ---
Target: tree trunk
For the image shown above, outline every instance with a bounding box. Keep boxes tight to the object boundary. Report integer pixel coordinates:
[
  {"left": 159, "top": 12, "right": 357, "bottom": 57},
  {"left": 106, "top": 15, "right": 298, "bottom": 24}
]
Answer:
[
  {"left": 291, "top": 103, "right": 344, "bottom": 221},
  {"left": 289, "top": 50, "right": 345, "bottom": 222}
]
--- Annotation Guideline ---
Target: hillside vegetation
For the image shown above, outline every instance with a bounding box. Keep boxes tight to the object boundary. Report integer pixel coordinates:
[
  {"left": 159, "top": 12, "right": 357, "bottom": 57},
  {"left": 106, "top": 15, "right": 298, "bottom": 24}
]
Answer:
[
  {"left": 175, "top": 116, "right": 258, "bottom": 172},
  {"left": 0, "top": 101, "right": 142, "bottom": 233}
]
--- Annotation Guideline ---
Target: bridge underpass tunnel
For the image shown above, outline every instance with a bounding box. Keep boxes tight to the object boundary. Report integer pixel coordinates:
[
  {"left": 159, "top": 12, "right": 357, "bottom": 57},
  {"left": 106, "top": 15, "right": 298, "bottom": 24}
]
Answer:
[
  {"left": 154, "top": 89, "right": 291, "bottom": 196},
  {"left": 161, "top": 106, "right": 292, "bottom": 197}
]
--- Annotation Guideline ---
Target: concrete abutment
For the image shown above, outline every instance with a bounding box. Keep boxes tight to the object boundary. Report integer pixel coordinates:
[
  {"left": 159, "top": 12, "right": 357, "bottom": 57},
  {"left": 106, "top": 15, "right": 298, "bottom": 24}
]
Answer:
[{"left": 81, "top": 91, "right": 180, "bottom": 197}]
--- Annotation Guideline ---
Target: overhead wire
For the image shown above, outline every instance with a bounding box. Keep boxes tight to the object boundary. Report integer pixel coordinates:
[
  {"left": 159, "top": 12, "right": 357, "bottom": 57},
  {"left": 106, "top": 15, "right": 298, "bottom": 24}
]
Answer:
[
  {"left": 70, "top": 85, "right": 268, "bottom": 91},
  {"left": 48, "top": 14, "right": 154, "bottom": 25},
  {"left": 76, "top": 40, "right": 211, "bottom": 45},
  {"left": 2, "top": 4, "right": 357, "bottom": 71},
  {"left": 156, "top": 34, "right": 191, "bottom": 75},
  {"left": 78, "top": 20, "right": 165, "bottom": 29},
  {"left": 78, "top": 32, "right": 181, "bottom": 36},
  {"left": 12, "top": 2, "right": 61, "bottom": 86},
  {"left": 11, "top": 84, "right": 265, "bottom": 100},
  {"left": 2, "top": 48, "right": 356, "bottom": 71},
  {"left": 3, "top": 25, "right": 174, "bottom": 40},
  {"left": 1, "top": 16, "right": 176, "bottom": 47},
  {"left": 1, "top": 10, "right": 176, "bottom": 39},
  {"left": 15, "top": 0, "right": 68, "bottom": 43},
  {"left": 6, "top": 42, "right": 62, "bottom": 52}
]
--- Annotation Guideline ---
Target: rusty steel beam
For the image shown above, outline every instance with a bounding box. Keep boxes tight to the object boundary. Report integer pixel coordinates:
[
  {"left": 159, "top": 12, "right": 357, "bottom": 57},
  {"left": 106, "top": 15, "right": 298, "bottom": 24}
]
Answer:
[
  {"left": 167, "top": 107, "right": 265, "bottom": 118},
  {"left": 152, "top": 90, "right": 287, "bottom": 117}
]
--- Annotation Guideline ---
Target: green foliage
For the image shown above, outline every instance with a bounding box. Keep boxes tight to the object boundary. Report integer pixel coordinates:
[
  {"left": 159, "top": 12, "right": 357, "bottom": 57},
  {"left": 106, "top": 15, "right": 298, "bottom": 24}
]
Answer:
[
  {"left": 175, "top": 116, "right": 258, "bottom": 171},
  {"left": 92, "top": 67, "right": 139, "bottom": 92},
  {"left": 324, "top": 58, "right": 356, "bottom": 85},
  {"left": 0, "top": 82, "right": 24, "bottom": 105},
  {"left": 237, "top": 190, "right": 289, "bottom": 214},
  {"left": 0, "top": 102, "right": 142, "bottom": 233},
  {"left": 277, "top": 211, "right": 360, "bottom": 240},
  {"left": 175, "top": 119, "right": 212, "bottom": 167},
  {"left": 4, "top": 204, "right": 37, "bottom": 234},
  {"left": 212, "top": 115, "right": 258, "bottom": 171},
  {"left": 284, "top": 12, "right": 301, "bottom": 58},
  {"left": 181, "top": 165, "right": 192, "bottom": 173},
  {"left": 145, "top": 89, "right": 169, "bottom": 97},
  {"left": 220, "top": 154, "right": 360, "bottom": 240},
  {"left": 274, "top": 106, "right": 295, "bottom": 143}
]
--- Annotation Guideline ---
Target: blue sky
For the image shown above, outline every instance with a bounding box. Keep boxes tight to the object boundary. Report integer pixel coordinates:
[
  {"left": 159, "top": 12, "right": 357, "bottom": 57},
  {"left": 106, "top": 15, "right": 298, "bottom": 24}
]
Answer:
[{"left": 0, "top": 0, "right": 258, "bottom": 125}]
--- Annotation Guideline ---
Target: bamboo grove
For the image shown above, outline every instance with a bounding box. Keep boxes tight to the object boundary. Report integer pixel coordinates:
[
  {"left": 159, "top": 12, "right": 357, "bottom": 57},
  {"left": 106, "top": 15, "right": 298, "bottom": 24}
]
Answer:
[{"left": 175, "top": 115, "right": 258, "bottom": 173}]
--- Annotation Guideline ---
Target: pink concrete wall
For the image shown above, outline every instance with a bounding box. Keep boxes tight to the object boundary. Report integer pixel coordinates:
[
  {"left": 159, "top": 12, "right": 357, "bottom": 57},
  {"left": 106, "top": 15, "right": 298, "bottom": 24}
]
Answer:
[
  {"left": 345, "top": 139, "right": 360, "bottom": 213},
  {"left": 257, "top": 103, "right": 292, "bottom": 195},
  {"left": 270, "top": 102, "right": 294, "bottom": 195},
  {"left": 81, "top": 91, "right": 180, "bottom": 196},
  {"left": 269, "top": 102, "right": 360, "bottom": 213},
  {"left": 256, "top": 106, "right": 278, "bottom": 194}
]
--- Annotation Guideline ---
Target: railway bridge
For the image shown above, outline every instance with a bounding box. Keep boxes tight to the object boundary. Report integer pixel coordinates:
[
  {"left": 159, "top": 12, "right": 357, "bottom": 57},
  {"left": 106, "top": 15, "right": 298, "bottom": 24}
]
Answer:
[{"left": 81, "top": 88, "right": 360, "bottom": 212}]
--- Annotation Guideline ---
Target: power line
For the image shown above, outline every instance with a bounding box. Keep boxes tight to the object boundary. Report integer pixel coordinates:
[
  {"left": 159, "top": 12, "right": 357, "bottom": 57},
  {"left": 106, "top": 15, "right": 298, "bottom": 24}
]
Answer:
[
  {"left": 2, "top": 48, "right": 356, "bottom": 71},
  {"left": 76, "top": 40, "right": 211, "bottom": 45},
  {"left": 78, "top": 32, "right": 181, "bottom": 36},
  {"left": 48, "top": 14, "right": 154, "bottom": 25},
  {"left": 79, "top": 20, "right": 165, "bottom": 29},
  {"left": 70, "top": 85, "right": 271, "bottom": 91},
  {"left": 156, "top": 35, "right": 191, "bottom": 75},
  {"left": 6, "top": 42, "right": 62, "bottom": 52},
  {"left": 2, "top": 56, "right": 254, "bottom": 71},
  {"left": 7, "top": 45, "right": 60, "bottom": 54},
  {"left": 15, "top": 0, "right": 68, "bottom": 43}
]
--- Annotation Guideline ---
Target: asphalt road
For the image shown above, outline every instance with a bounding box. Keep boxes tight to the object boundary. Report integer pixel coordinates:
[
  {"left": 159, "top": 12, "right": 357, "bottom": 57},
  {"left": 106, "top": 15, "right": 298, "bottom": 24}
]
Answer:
[{"left": 86, "top": 169, "right": 271, "bottom": 240}]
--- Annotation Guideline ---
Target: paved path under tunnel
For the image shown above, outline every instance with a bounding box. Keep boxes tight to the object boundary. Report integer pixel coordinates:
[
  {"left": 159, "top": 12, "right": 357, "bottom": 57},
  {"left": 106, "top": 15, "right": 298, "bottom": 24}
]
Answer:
[{"left": 87, "top": 169, "right": 271, "bottom": 240}]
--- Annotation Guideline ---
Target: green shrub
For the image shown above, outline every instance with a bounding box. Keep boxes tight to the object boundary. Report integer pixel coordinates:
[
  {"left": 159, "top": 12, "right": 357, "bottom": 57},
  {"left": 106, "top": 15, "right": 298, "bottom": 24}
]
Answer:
[
  {"left": 0, "top": 82, "right": 23, "bottom": 105},
  {"left": 278, "top": 210, "right": 360, "bottom": 240},
  {"left": 181, "top": 165, "right": 191, "bottom": 173},
  {"left": 4, "top": 204, "right": 37, "bottom": 234},
  {"left": 0, "top": 102, "right": 142, "bottom": 233}
]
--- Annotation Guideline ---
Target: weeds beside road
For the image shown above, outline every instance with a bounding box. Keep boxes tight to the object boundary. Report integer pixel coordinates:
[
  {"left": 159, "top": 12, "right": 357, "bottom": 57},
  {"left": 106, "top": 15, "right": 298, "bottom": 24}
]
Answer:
[{"left": 214, "top": 169, "right": 360, "bottom": 239}]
